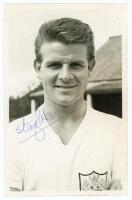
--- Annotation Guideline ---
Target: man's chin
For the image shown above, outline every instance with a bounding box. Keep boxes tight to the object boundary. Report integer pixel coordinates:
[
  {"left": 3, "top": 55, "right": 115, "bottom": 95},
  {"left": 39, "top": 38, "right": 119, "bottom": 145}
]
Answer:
[{"left": 55, "top": 98, "right": 77, "bottom": 106}]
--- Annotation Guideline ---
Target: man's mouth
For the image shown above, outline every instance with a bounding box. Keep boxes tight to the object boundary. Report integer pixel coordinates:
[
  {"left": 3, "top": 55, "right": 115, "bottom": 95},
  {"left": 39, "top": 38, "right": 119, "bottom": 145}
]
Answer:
[{"left": 54, "top": 85, "right": 77, "bottom": 89}]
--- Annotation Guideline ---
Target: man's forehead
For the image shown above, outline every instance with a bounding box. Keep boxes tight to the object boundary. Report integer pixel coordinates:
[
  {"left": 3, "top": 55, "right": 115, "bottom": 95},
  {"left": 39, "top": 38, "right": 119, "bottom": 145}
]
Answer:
[
  {"left": 42, "top": 56, "right": 88, "bottom": 65},
  {"left": 40, "top": 41, "right": 88, "bottom": 63},
  {"left": 40, "top": 41, "right": 87, "bottom": 55}
]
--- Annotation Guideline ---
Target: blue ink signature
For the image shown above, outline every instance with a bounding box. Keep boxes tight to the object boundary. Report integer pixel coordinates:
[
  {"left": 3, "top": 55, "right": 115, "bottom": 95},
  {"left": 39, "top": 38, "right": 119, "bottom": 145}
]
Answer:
[{"left": 16, "top": 109, "right": 59, "bottom": 143}]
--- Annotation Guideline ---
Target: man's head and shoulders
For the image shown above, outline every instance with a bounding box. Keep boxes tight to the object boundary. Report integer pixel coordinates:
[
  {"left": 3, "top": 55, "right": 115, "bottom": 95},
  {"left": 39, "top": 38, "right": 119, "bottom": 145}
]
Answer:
[{"left": 10, "top": 17, "right": 122, "bottom": 139}]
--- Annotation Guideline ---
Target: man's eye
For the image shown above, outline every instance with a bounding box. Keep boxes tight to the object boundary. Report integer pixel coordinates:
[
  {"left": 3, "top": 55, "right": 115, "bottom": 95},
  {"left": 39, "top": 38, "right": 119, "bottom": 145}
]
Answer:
[
  {"left": 70, "top": 63, "right": 83, "bottom": 69},
  {"left": 47, "top": 63, "right": 62, "bottom": 69}
]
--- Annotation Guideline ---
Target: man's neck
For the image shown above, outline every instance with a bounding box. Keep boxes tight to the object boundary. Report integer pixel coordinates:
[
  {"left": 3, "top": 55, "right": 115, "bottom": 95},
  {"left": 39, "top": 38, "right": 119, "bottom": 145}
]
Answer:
[
  {"left": 42, "top": 97, "right": 87, "bottom": 122},
  {"left": 42, "top": 97, "right": 87, "bottom": 145}
]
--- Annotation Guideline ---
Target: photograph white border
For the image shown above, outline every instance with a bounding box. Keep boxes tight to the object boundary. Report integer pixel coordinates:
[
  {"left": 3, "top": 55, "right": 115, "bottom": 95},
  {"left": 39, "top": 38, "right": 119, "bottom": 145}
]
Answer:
[{"left": 1, "top": 0, "right": 131, "bottom": 200}]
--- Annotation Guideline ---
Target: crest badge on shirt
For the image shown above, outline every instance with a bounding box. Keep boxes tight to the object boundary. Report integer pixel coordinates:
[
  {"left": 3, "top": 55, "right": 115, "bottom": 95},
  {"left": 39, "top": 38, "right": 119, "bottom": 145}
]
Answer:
[{"left": 79, "top": 171, "right": 108, "bottom": 191}]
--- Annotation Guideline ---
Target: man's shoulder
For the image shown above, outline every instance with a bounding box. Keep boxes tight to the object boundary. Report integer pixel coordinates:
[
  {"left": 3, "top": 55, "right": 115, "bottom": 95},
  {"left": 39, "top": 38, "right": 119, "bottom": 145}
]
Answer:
[
  {"left": 9, "top": 104, "right": 45, "bottom": 144},
  {"left": 91, "top": 107, "right": 121, "bottom": 122},
  {"left": 84, "top": 105, "right": 123, "bottom": 143},
  {"left": 9, "top": 104, "right": 45, "bottom": 141},
  {"left": 87, "top": 105, "right": 122, "bottom": 130},
  {"left": 10, "top": 112, "right": 32, "bottom": 124},
  {"left": 10, "top": 112, "right": 34, "bottom": 131},
  {"left": 10, "top": 105, "right": 43, "bottom": 127}
]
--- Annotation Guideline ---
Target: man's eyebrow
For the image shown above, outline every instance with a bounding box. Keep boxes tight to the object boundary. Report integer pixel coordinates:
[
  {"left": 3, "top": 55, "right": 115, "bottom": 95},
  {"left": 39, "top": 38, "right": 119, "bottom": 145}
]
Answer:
[
  {"left": 44, "top": 60, "right": 62, "bottom": 65},
  {"left": 70, "top": 60, "right": 87, "bottom": 64},
  {"left": 45, "top": 59, "right": 87, "bottom": 65}
]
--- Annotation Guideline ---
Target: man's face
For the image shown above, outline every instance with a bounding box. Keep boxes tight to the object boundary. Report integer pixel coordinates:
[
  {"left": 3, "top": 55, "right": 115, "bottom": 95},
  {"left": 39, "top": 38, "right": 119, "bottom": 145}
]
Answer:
[{"left": 36, "top": 41, "right": 89, "bottom": 106}]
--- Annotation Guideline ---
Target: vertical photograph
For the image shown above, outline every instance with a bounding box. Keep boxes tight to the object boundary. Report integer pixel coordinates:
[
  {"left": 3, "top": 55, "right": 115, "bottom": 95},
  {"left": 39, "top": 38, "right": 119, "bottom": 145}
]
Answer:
[{"left": 5, "top": 3, "right": 127, "bottom": 196}]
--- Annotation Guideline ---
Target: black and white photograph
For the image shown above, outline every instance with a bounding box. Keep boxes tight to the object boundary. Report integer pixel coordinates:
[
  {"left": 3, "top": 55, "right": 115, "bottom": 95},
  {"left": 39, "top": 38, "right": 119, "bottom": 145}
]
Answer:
[{"left": 4, "top": 3, "right": 127, "bottom": 196}]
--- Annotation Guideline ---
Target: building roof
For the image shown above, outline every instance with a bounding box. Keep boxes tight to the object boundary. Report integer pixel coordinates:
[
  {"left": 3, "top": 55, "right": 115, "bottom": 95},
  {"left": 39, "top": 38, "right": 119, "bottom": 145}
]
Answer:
[
  {"left": 87, "top": 80, "right": 122, "bottom": 94},
  {"left": 88, "top": 35, "right": 122, "bottom": 82},
  {"left": 29, "top": 90, "right": 43, "bottom": 98},
  {"left": 87, "top": 35, "right": 122, "bottom": 94}
]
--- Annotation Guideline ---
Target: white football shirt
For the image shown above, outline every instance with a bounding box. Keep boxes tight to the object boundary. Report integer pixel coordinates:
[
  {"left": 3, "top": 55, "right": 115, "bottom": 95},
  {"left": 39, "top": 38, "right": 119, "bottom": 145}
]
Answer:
[{"left": 9, "top": 103, "right": 127, "bottom": 191}]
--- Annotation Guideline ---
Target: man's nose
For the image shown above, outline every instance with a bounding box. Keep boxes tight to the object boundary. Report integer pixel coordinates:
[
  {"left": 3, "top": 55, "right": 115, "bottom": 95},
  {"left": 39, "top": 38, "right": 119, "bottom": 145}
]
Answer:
[{"left": 58, "top": 64, "right": 73, "bottom": 81}]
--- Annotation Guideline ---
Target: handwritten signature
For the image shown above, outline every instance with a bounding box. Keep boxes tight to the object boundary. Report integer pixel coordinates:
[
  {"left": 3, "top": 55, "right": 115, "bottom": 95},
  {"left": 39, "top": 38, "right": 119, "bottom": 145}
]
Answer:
[{"left": 16, "top": 109, "right": 59, "bottom": 143}]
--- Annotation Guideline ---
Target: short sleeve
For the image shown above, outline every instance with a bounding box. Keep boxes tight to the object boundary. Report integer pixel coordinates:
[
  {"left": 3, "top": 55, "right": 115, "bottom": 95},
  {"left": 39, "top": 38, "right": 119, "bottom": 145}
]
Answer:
[{"left": 9, "top": 121, "right": 25, "bottom": 191}]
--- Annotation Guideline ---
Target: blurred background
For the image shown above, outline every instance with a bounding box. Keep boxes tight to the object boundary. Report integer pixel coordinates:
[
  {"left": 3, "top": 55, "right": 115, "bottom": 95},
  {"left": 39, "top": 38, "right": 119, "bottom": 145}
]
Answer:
[{"left": 6, "top": 4, "right": 127, "bottom": 121}]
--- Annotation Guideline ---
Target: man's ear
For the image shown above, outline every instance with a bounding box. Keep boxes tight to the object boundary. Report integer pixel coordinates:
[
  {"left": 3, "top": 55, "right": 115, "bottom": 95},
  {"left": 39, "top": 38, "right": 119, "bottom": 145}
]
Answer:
[
  {"left": 88, "top": 58, "right": 95, "bottom": 72},
  {"left": 34, "top": 60, "right": 42, "bottom": 79}
]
